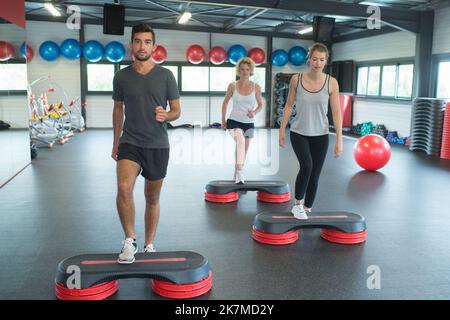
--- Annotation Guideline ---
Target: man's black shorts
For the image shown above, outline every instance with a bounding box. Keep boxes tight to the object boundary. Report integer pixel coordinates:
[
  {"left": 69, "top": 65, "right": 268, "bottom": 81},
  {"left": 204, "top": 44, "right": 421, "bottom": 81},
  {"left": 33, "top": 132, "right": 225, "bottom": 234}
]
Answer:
[{"left": 117, "top": 143, "right": 169, "bottom": 181}]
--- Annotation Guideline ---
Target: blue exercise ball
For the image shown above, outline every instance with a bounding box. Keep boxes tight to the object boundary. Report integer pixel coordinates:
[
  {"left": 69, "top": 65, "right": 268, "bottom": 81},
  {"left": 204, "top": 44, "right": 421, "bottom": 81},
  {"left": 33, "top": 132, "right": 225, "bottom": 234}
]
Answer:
[
  {"left": 272, "top": 49, "right": 288, "bottom": 67},
  {"left": 20, "top": 42, "right": 27, "bottom": 58},
  {"left": 105, "top": 41, "right": 126, "bottom": 63},
  {"left": 39, "top": 41, "right": 60, "bottom": 61},
  {"left": 289, "top": 46, "right": 307, "bottom": 65},
  {"left": 60, "top": 38, "right": 81, "bottom": 60},
  {"left": 227, "top": 45, "right": 247, "bottom": 65},
  {"left": 83, "top": 40, "right": 104, "bottom": 63}
]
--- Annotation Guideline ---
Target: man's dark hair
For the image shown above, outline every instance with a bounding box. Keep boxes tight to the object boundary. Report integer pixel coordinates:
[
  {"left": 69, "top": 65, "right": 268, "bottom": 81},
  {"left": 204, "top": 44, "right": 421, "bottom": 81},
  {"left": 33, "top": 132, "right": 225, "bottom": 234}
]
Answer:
[{"left": 131, "top": 23, "right": 155, "bottom": 43}]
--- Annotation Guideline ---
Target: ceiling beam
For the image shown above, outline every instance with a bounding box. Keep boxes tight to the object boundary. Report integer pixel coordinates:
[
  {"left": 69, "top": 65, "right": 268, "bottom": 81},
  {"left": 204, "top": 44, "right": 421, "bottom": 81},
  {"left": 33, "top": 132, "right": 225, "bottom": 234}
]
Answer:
[
  {"left": 25, "top": 13, "right": 314, "bottom": 40},
  {"left": 333, "top": 26, "right": 399, "bottom": 43},
  {"left": 144, "top": 0, "right": 216, "bottom": 28},
  {"left": 224, "top": 8, "right": 268, "bottom": 31},
  {"left": 169, "top": 0, "right": 423, "bottom": 33}
]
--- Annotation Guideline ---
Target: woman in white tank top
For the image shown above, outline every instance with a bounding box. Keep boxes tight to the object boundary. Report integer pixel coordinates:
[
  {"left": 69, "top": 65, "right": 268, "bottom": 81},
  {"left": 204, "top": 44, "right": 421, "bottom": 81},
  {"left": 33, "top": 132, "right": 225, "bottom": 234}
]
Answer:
[{"left": 221, "top": 57, "right": 264, "bottom": 184}]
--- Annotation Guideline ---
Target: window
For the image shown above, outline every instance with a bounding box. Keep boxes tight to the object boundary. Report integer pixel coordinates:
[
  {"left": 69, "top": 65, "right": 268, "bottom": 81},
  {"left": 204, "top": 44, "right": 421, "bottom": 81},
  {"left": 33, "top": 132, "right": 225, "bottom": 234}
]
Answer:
[
  {"left": 251, "top": 67, "right": 266, "bottom": 93},
  {"left": 381, "top": 65, "right": 396, "bottom": 97},
  {"left": 356, "top": 63, "right": 414, "bottom": 99},
  {"left": 0, "top": 63, "right": 27, "bottom": 91},
  {"left": 436, "top": 61, "right": 450, "bottom": 99},
  {"left": 397, "top": 64, "right": 413, "bottom": 98},
  {"left": 87, "top": 64, "right": 115, "bottom": 91},
  {"left": 112, "top": 63, "right": 268, "bottom": 94},
  {"left": 209, "top": 66, "right": 267, "bottom": 92},
  {"left": 210, "top": 67, "right": 235, "bottom": 92},
  {"left": 357, "top": 67, "right": 368, "bottom": 95},
  {"left": 163, "top": 65, "right": 178, "bottom": 84},
  {"left": 181, "top": 66, "right": 209, "bottom": 91},
  {"left": 367, "top": 66, "right": 380, "bottom": 96}
]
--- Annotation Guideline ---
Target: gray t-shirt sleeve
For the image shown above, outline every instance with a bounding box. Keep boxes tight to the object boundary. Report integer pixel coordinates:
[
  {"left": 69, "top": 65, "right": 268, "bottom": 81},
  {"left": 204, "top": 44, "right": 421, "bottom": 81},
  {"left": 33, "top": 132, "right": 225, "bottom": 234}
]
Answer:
[
  {"left": 112, "top": 73, "right": 124, "bottom": 101},
  {"left": 166, "top": 71, "right": 180, "bottom": 100}
]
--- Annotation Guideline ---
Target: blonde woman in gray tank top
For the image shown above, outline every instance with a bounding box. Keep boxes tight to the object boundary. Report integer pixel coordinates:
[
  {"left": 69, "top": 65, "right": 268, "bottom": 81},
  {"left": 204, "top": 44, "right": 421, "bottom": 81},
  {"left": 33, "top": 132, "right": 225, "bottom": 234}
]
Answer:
[{"left": 279, "top": 43, "right": 343, "bottom": 220}]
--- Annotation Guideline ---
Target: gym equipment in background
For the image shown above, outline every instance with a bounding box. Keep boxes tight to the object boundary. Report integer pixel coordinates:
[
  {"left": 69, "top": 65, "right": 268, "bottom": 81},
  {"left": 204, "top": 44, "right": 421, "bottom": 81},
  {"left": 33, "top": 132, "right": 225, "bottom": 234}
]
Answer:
[
  {"left": 288, "top": 46, "right": 307, "bottom": 66},
  {"left": 28, "top": 76, "right": 85, "bottom": 148},
  {"left": 0, "top": 41, "right": 15, "bottom": 61},
  {"left": 104, "top": 41, "right": 125, "bottom": 63},
  {"left": 248, "top": 47, "right": 265, "bottom": 65},
  {"left": 271, "top": 49, "right": 288, "bottom": 67},
  {"left": 208, "top": 46, "right": 227, "bottom": 65},
  {"left": 186, "top": 44, "right": 205, "bottom": 64},
  {"left": 39, "top": 41, "right": 60, "bottom": 61},
  {"left": 83, "top": 40, "right": 104, "bottom": 63},
  {"left": 409, "top": 98, "right": 446, "bottom": 157},
  {"left": 21, "top": 42, "right": 34, "bottom": 62},
  {"left": 152, "top": 45, "right": 167, "bottom": 64},
  {"left": 272, "top": 73, "right": 296, "bottom": 128},
  {"left": 60, "top": 38, "right": 82, "bottom": 60},
  {"left": 227, "top": 44, "right": 247, "bottom": 65},
  {"left": 440, "top": 103, "right": 450, "bottom": 160}
]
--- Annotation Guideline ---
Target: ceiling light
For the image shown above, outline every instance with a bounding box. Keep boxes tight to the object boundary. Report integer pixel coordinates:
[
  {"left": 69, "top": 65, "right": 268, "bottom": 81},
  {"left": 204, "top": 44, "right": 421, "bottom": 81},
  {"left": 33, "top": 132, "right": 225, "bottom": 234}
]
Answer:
[
  {"left": 44, "top": 3, "right": 61, "bottom": 17},
  {"left": 359, "top": 1, "right": 389, "bottom": 7},
  {"left": 178, "top": 11, "right": 192, "bottom": 24},
  {"left": 298, "top": 26, "right": 313, "bottom": 35}
]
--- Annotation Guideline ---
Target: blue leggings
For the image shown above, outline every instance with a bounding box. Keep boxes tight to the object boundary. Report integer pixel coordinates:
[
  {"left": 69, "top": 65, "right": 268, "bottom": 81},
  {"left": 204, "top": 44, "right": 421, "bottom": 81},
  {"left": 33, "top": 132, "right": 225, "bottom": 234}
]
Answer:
[{"left": 290, "top": 132, "right": 329, "bottom": 208}]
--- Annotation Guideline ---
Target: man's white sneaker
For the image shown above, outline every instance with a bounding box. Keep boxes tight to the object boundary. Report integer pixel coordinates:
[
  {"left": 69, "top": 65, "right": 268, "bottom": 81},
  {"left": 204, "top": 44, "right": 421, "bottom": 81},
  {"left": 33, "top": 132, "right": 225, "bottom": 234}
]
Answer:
[
  {"left": 118, "top": 238, "right": 138, "bottom": 264},
  {"left": 144, "top": 244, "right": 156, "bottom": 253},
  {"left": 291, "top": 204, "right": 308, "bottom": 220}
]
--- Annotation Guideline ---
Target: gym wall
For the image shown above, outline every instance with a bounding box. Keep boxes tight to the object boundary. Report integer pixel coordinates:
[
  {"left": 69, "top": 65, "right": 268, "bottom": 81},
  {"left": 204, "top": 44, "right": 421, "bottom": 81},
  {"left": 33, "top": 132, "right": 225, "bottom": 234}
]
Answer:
[
  {"left": 332, "top": 31, "right": 416, "bottom": 137},
  {"left": 433, "top": 6, "right": 450, "bottom": 54}
]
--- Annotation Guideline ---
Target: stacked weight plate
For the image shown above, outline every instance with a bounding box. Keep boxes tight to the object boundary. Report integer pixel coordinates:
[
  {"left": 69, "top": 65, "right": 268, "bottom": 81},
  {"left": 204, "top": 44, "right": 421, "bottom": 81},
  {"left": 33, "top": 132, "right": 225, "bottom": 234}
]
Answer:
[
  {"left": 409, "top": 98, "right": 446, "bottom": 156},
  {"left": 273, "top": 73, "right": 292, "bottom": 128},
  {"left": 441, "top": 103, "right": 450, "bottom": 160}
]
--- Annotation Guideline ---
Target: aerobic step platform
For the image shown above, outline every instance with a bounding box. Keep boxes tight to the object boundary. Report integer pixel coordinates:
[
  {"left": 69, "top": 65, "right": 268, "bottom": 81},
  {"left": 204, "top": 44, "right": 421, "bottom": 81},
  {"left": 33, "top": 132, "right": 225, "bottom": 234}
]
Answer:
[
  {"left": 55, "top": 251, "right": 212, "bottom": 300},
  {"left": 252, "top": 211, "right": 367, "bottom": 245},
  {"left": 205, "top": 180, "right": 290, "bottom": 203}
]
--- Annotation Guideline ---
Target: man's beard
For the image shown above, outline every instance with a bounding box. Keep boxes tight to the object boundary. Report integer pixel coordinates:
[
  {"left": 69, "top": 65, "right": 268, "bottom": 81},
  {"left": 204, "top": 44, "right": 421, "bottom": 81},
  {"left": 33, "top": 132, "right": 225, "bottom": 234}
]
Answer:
[{"left": 134, "top": 53, "right": 152, "bottom": 61}]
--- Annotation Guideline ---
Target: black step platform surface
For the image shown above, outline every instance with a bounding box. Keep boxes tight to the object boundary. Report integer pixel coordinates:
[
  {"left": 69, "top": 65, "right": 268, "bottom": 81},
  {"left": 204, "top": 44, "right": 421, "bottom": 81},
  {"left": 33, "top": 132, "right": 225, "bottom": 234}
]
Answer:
[
  {"left": 253, "top": 211, "right": 366, "bottom": 234},
  {"left": 205, "top": 180, "right": 289, "bottom": 194},
  {"left": 55, "top": 251, "right": 211, "bottom": 289}
]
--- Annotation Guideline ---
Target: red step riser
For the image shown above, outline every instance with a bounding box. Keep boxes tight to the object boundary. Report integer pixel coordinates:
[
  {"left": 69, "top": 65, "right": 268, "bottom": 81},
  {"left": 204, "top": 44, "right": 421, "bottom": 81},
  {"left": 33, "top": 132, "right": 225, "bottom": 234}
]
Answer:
[
  {"left": 152, "top": 273, "right": 213, "bottom": 299},
  {"left": 252, "top": 233, "right": 299, "bottom": 245},
  {"left": 55, "top": 281, "right": 119, "bottom": 300}
]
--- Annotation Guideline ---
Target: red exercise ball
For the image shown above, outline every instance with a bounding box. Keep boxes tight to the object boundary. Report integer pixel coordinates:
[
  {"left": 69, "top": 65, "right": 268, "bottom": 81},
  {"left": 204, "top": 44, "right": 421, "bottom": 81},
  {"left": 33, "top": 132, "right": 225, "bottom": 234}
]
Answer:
[
  {"left": 152, "top": 45, "right": 167, "bottom": 64},
  {"left": 353, "top": 134, "right": 391, "bottom": 171},
  {"left": 186, "top": 44, "right": 205, "bottom": 64},
  {"left": 208, "top": 46, "right": 227, "bottom": 65},
  {"left": 248, "top": 47, "right": 265, "bottom": 65},
  {"left": 0, "top": 41, "right": 15, "bottom": 61},
  {"left": 22, "top": 43, "right": 34, "bottom": 62}
]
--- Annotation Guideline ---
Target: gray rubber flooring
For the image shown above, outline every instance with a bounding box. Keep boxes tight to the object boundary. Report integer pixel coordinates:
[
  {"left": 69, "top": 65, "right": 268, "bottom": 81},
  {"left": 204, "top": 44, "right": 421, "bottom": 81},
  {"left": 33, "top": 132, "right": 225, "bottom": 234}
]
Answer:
[{"left": 1, "top": 128, "right": 450, "bottom": 300}]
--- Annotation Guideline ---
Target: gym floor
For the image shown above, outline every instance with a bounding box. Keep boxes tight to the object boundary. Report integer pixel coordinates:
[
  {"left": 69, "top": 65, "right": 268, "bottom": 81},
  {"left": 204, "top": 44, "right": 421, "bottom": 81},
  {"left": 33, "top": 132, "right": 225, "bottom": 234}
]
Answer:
[{"left": 1, "top": 128, "right": 450, "bottom": 300}]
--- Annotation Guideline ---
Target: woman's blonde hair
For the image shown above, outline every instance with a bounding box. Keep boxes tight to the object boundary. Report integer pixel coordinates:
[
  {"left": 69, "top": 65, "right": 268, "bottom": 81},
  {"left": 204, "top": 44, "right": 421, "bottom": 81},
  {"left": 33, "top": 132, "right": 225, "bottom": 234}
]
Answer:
[
  {"left": 307, "top": 43, "right": 329, "bottom": 61},
  {"left": 235, "top": 57, "right": 255, "bottom": 76}
]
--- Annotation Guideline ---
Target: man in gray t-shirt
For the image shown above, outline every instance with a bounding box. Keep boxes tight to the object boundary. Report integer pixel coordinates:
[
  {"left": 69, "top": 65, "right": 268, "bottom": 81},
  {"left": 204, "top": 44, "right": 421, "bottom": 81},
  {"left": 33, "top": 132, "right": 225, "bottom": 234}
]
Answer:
[{"left": 112, "top": 23, "right": 181, "bottom": 264}]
